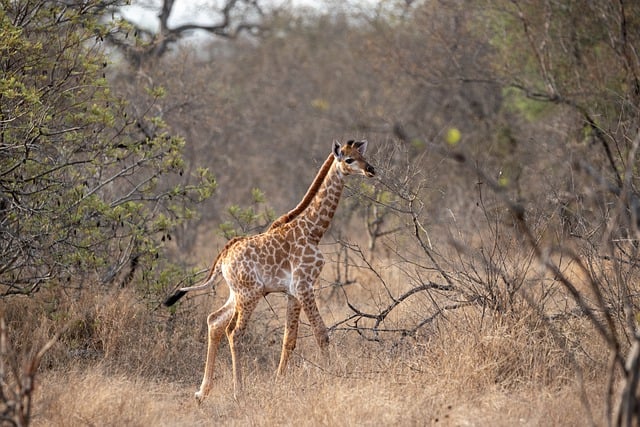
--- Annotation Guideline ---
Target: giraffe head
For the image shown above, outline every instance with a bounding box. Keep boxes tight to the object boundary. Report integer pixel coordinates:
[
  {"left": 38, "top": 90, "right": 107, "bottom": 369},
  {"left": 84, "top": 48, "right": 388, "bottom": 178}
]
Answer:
[{"left": 333, "top": 139, "right": 375, "bottom": 178}]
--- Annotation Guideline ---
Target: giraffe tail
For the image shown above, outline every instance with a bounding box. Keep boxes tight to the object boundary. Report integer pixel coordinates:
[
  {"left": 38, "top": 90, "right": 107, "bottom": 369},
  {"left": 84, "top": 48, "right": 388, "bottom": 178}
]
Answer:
[
  {"left": 163, "top": 236, "right": 244, "bottom": 308},
  {"left": 163, "top": 290, "right": 187, "bottom": 307},
  {"left": 163, "top": 270, "right": 220, "bottom": 307}
]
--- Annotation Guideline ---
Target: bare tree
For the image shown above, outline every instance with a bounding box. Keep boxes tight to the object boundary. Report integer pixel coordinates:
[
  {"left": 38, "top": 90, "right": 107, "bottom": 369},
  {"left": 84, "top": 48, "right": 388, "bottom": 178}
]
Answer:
[{"left": 105, "top": 0, "right": 266, "bottom": 64}]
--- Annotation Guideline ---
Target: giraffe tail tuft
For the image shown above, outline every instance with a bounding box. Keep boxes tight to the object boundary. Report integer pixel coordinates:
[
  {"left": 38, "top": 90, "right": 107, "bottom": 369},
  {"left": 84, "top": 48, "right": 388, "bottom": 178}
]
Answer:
[{"left": 163, "top": 290, "right": 187, "bottom": 307}]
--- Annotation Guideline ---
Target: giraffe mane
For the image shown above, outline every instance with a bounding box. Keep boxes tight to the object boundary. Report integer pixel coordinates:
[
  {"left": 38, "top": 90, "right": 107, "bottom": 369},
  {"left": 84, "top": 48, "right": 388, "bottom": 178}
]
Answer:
[{"left": 267, "top": 153, "right": 335, "bottom": 231}]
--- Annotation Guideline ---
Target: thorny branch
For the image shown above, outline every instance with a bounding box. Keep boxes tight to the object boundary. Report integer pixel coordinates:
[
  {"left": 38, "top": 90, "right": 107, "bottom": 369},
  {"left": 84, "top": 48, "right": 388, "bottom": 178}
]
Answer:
[
  {"left": 0, "top": 318, "right": 60, "bottom": 427},
  {"left": 330, "top": 282, "right": 461, "bottom": 342},
  {"left": 331, "top": 232, "right": 459, "bottom": 341}
]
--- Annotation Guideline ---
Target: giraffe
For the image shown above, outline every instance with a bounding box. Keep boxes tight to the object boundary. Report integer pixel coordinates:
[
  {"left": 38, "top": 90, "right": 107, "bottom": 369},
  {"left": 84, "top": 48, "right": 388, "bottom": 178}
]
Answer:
[{"left": 164, "top": 139, "right": 375, "bottom": 402}]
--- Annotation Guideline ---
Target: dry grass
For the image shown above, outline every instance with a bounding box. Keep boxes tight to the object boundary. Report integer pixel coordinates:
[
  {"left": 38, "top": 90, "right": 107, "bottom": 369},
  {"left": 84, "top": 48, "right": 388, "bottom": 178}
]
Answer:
[
  {"left": 30, "top": 346, "right": 602, "bottom": 426},
  {"left": 3, "top": 284, "right": 607, "bottom": 426}
]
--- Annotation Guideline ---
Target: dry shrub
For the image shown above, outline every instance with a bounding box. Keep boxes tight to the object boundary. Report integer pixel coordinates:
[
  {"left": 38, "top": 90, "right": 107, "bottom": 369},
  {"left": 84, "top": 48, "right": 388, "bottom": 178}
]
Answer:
[
  {"left": 433, "top": 311, "right": 596, "bottom": 385},
  {"left": 1, "top": 287, "right": 205, "bottom": 382}
]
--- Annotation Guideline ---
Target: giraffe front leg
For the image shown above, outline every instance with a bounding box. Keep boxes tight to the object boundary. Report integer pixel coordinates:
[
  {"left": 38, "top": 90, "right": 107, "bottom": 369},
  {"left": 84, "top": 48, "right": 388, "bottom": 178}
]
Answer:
[
  {"left": 277, "top": 295, "right": 302, "bottom": 377},
  {"left": 195, "top": 297, "right": 234, "bottom": 403}
]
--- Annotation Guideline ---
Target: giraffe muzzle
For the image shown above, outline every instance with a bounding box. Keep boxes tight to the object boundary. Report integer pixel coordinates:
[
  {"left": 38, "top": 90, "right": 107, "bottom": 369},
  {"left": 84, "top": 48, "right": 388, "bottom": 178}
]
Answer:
[{"left": 365, "top": 164, "right": 375, "bottom": 177}]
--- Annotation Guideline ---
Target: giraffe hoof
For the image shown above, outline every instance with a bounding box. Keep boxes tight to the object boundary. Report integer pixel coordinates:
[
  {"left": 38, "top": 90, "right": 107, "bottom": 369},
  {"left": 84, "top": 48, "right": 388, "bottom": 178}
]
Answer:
[{"left": 195, "top": 390, "right": 205, "bottom": 404}]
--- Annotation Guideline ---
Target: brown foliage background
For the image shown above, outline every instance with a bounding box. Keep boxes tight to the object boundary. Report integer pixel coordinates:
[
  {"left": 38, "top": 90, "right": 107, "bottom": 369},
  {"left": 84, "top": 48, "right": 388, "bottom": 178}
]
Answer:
[{"left": 3, "top": 0, "right": 640, "bottom": 425}]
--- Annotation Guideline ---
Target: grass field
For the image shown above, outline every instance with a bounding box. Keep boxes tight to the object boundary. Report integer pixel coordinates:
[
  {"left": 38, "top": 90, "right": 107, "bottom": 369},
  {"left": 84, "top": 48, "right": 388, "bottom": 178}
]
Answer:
[
  {"left": 4, "top": 279, "right": 610, "bottom": 426},
  {"left": 31, "top": 361, "right": 598, "bottom": 426}
]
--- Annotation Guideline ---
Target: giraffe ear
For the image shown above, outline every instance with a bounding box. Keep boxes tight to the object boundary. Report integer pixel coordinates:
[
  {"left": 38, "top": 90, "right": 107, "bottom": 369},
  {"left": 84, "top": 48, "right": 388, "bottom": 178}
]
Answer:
[
  {"left": 333, "top": 140, "right": 342, "bottom": 159},
  {"left": 353, "top": 139, "right": 368, "bottom": 155}
]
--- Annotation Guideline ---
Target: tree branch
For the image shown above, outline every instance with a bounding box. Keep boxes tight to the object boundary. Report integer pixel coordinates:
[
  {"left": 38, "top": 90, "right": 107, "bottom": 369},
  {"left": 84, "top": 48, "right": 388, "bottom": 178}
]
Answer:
[{"left": 109, "top": 0, "right": 266, "bottom": 62}]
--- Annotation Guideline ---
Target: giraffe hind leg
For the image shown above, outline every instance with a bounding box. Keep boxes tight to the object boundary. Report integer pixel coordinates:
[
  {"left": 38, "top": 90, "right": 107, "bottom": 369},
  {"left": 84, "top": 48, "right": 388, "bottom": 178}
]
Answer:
[
  {"left": 195, "top": 296, "right": 235, "bottom": 403},
  {"left": 300, "top": 291, "right": 330, "bottom": 356},
  {"left": 226, "top": 295, "right": 260, "bottom": 400}
]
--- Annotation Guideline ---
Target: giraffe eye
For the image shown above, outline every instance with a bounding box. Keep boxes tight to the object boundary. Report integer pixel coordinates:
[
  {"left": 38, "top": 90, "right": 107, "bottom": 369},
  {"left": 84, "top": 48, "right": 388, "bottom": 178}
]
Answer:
[{"left": 345, "top": 158, "right": 354, "bottom": 164}]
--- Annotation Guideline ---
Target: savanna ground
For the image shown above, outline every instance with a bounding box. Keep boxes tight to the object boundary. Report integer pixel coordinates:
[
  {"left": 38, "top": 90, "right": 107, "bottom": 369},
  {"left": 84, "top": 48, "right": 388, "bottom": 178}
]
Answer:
[
  {"left": 6, "top": 224, "right": 618, "bottom": 425},
  {"left": 3, "top": 0, "right": 640, "bottom": 425},
  {"left": 12, "top": 279, "right": 609, "bottom": 426}
]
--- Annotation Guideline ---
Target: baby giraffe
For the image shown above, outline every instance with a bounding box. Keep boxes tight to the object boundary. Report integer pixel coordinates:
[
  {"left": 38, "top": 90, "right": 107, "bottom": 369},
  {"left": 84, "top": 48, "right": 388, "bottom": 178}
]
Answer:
[{"left": 164, "top": 139, "right": 375, "bottom": 402}]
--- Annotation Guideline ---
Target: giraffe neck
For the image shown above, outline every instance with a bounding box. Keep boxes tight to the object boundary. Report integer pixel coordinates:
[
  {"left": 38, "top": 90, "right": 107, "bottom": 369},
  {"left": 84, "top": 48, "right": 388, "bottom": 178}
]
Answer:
[
  {"left": 268, "top": 153, "right": 335, "bottom": 231},
  {"left": 292, "top": 159, "right": 344, "bottom": 243}
]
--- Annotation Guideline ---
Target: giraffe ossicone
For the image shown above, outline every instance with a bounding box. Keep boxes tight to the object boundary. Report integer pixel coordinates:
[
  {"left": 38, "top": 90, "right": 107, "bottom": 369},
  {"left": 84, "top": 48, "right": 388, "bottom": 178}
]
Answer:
[{"left": 164, "top": 139, "right": 375, "bottom": 402}]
